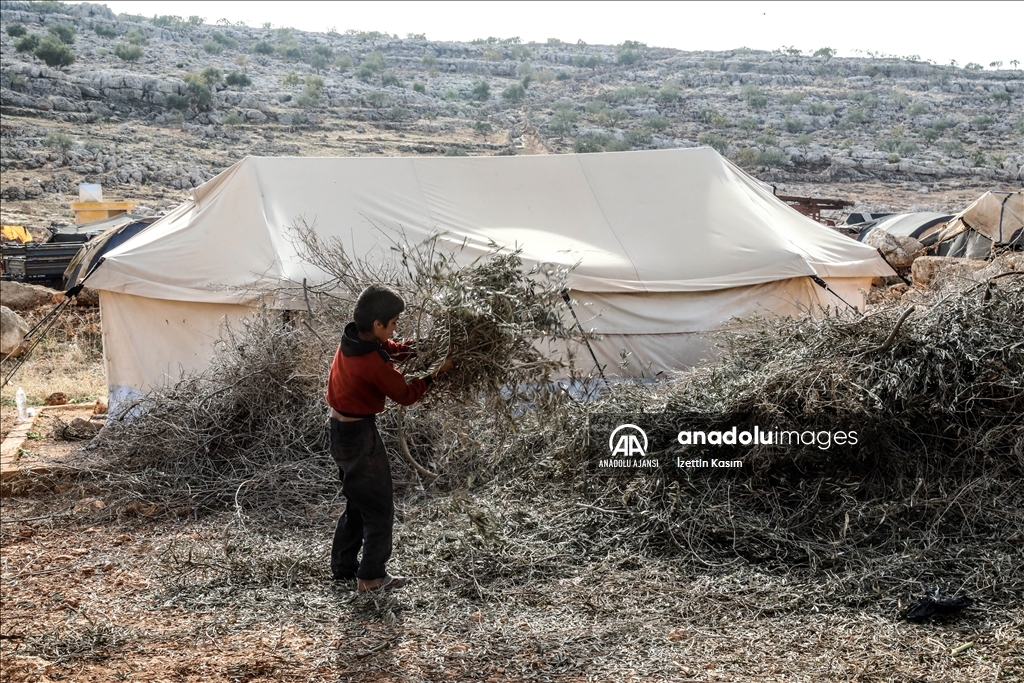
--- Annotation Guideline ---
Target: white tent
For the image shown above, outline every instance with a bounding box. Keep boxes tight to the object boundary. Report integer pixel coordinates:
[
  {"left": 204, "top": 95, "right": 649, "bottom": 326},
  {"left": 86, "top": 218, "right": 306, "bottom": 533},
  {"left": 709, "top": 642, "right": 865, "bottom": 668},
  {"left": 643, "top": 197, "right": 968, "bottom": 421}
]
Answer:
[
  {"left": 87, "top": 148, "right": 893, "bottom": 411},
  {"left": 934, "top": 190, "right": 1024, "bottom": 257}
]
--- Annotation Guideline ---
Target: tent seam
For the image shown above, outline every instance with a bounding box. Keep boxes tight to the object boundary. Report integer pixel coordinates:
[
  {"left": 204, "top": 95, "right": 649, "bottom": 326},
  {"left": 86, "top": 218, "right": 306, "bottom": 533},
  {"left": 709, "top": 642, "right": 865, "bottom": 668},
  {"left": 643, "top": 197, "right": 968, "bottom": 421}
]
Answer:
[{"left": 573, "top": 155, "right": 647, "bottom": 292}]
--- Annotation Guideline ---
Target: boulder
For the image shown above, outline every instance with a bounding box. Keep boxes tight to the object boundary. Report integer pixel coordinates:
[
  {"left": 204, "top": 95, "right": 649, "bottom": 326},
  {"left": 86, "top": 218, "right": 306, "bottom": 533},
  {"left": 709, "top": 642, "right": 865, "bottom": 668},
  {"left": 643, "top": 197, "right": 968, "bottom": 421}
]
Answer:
[
  {"left": 864, "top": 229, "right": 924, "bottom": 270},
  {"left": 1, "top": 306, "right": 30, "bottom": 356},
  {"left": 0, "top": 281, "right": 56, "bottom": 310}
]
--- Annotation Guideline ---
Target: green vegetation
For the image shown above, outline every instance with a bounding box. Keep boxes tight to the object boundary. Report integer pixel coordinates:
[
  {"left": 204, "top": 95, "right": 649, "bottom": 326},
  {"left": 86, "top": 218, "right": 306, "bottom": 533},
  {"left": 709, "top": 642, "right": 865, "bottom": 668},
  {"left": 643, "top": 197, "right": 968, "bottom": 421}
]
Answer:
[
  {"left": 780, "top": 92, "right": 804, "bottom": 106},
  {"left": 34, "top": 36, "right": 75, "bottom": 67},
  {"left": 549, "top": 109, "right": 578, "bottom": 136},
  {"left": 783, "top": 116, "right": 803, "bottom": 133},
  {"left": 114, "top": 43, "right": 144, "bottom": 62},
  {"left": 470, "top": 81, "right": 490, "bottom": 101},
  {"left": 47, "top": 24, "right": 76, "bottom": 44},
  {"left": 203, "top": 40, "right": 223, "bottom": 55},
  {"left": 186, "top": 81, "right": 213, "bottom": 110},
  {"left": 807, "top": 102, "right": 833, "bottom": 116},
  {"left": 412, "top": 82, "right": 426, "bottom": 94},
  {"left": 444, "top": 146, "right": 468, "bottom": 156},
  {"left": 502, "top": 83, "right": 526, "bottom": 102},
  {"left": 473, "top": 121, "right": 493, "bottom": 136},
  {"left": 43, "top": 132, "right": 74, "bottom": 151},
  {"left": 253, "top": 41, "right": 274, "bottom": 55},
  {"left": 813, "top": 47, "right": 836, "bottom": 59},
  {"left": 222, "top": 112, "right": 244, "bottom": 126},
  {"left": 362, "top": 50, "right": 387, "bottom": 72},
  {"left": 742, "top": 85, "right": 767, "bottom": 110},
  {"left": 421, "top": 53, "right": 438, "bottom": 67},
  {"left": 697, "top": 132, "right": 728, "bottom": 154},
  {"left": 200, "top": 67, "right": 222, "bottom": 85},
  {"left": 991, "top": 90, "right": 1011, "bottom": 105},
  {"left": 281, "top": 72, "right": 302, "bottom": 86},
  {"left": 644, "top": 115, "right": 670, "bottom": 131},
  {"left": 125, "top": 29, "right": 148, "bottom": 45},
  {"left": 15, "top": 35, "right": 40, "bottom": 53},
  {"left": 908, "top": 102, "right": 928, "bottom": 116},
  {"left": 658, "top": 82, "right": 682, "bottom": 103},
  {"left": 616, "top": 40, "right": 644, "bottom": 65},
  {"left": 738, "top": 117, "right": 760, "bottom": 131},
  {"left": 211, "top": 31, "right": 238, "bottom": 50},
  {"left": 381, "top": 72, "right": 401, "bottom": 87},
  {"left": 226, "top": 71, "right": 252, "bottom": 87},
  {"left": 365, "top": 91, "right": 387, "bottom": 107},
  {"left": 165, "top": 94, "right": 189, "bottom": 110},
  {"left": 94, "top": 23, "right": 117, "bottom": 38},
  {"left": 335, "top": 55, "right": 353, "bottom": 70},
  {"left": 6, "top": 23, "right": 27, "bottom": 37}
]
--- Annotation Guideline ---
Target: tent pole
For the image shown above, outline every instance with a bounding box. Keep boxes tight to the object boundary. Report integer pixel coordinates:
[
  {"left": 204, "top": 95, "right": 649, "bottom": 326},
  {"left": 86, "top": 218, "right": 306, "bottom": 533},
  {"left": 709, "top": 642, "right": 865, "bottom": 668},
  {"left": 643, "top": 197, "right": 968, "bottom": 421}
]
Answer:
[{"left": 809, "top": 275, "right": 863, "bottom": 316}]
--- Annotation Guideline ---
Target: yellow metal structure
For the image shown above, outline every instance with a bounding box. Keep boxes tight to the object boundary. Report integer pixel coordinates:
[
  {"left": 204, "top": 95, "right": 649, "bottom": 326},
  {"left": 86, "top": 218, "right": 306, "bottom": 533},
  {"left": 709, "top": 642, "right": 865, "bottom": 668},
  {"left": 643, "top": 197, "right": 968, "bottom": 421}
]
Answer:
[{"left": 70, "top": 201, "right": 136, "bottom": 225}]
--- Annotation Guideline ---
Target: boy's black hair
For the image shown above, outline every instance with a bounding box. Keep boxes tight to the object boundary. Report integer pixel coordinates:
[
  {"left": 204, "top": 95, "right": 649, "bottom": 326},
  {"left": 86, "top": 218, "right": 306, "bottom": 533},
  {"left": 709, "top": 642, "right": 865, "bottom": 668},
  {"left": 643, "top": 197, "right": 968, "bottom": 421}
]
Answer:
[{"left": 353, "top": 284, "right": 405, "bottom": 332}]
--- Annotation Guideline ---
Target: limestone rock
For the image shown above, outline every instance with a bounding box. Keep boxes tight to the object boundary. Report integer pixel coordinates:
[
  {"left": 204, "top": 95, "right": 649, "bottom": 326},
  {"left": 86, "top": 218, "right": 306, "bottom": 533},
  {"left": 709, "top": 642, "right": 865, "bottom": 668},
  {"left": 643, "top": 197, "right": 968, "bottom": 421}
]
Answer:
[
  {"left": 911, "top": 256, "right": 989, "bottom": 289},
  {"left": 864, "top": 230, "right": 925, "bottom": 270},
  {"left": 1, "top": 306, "right": 30, "bottom": 356},
  {"left": 0, "top": 281, "right": 57, "bottom": 310}
]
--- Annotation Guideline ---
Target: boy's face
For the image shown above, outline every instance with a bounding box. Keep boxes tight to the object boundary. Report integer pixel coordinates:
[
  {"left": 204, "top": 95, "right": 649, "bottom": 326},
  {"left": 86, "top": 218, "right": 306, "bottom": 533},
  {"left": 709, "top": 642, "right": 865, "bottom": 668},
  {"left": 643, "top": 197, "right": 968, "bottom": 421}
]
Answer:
[{"left": 373, "top": 315, "right": 400, "bottom": 343}]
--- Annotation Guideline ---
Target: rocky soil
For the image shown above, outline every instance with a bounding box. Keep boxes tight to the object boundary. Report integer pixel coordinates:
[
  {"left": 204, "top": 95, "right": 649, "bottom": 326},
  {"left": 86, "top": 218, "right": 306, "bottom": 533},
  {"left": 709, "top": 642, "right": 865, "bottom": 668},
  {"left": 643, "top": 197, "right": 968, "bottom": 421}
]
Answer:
[{"left": 1, "top": 1, "right": 1022, "bottom": 227}]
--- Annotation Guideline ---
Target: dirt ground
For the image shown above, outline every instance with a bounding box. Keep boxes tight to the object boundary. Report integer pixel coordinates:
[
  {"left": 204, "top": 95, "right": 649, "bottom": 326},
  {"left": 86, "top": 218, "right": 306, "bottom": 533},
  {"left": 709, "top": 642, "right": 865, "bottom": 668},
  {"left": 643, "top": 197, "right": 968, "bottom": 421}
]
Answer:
[{"left": 1, "top": 430, "right": 1021, "bottom": 682}]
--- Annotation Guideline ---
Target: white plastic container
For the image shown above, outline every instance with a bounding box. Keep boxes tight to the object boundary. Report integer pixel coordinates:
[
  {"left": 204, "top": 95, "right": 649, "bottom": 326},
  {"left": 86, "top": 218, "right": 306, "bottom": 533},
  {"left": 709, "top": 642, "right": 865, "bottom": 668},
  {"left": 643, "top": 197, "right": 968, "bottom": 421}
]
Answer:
[{"left": 15, "top": 387, "right": 28, "bottom": 422}]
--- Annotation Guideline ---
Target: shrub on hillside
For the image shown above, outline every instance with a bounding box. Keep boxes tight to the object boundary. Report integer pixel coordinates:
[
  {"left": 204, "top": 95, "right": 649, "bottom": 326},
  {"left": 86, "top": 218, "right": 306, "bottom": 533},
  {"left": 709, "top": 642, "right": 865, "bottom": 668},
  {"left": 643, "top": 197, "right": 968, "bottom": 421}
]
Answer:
[
  {"left": 125, "top": 28, "right": 148, "bottom": 45},
  {"left": 6, "top": 23, "right": 27, "bottom": 37},
  {"left": 253, "top": 41, "right": 274, "bottom": 55},
  {"left": 47, "top": 23, "right": 75, "bottom": 44},
  {"left": 698, "top": 132, "right": 729, "bottom": 154},
  {"left": 15, "top": 35, "right": 40, "bottom": 53},
  {"left": 502, "top": 83, "right": 526, "bottom": 102},
  {"left": 226, "top": 71, "right": 252, "bottom": 87},
  {"left": 114, "top": 43, "right": 143, "bottom": 62},
  {"left": 34, "top": 35, "right": 75, "bottom": 67},
  {"left": 93, "top": 23, "right": 117, "bottom": 38},
  {"left": 203, "top": 41, "right": 223, "bottom": 55},
  {"left": 471, "top": 81, "right": 490, "bottom": 101}
]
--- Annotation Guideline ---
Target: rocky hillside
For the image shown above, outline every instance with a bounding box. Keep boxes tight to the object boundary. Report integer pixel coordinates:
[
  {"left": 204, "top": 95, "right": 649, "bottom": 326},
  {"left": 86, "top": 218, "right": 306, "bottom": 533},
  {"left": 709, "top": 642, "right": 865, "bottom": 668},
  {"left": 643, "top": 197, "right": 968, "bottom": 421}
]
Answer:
[{"left": 1, "top": 0, "right": 1022, "bottom": 227}]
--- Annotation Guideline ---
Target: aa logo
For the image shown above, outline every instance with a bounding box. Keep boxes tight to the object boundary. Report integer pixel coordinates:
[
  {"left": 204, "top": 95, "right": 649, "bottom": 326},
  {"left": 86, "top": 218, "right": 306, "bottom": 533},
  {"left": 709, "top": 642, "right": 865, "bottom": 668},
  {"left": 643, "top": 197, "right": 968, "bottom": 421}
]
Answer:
[{"left": 609, "top": 424, "right": 648, "bottom": 457}]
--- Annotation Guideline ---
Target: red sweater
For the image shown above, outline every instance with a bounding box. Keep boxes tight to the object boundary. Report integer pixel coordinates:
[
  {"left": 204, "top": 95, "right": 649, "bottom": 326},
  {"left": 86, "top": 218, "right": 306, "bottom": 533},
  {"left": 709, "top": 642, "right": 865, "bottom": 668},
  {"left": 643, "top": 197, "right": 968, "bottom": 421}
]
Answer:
[{"left": 325, "top": 323, "right": 431, "bottom": 417}]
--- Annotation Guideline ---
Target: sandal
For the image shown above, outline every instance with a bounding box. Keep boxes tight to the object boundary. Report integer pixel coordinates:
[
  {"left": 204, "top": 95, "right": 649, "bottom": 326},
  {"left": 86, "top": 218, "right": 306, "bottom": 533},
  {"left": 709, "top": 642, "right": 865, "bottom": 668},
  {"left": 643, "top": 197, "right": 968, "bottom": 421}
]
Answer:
[{"left": 357, "top": 574, "right": 409, "bottom": 592}]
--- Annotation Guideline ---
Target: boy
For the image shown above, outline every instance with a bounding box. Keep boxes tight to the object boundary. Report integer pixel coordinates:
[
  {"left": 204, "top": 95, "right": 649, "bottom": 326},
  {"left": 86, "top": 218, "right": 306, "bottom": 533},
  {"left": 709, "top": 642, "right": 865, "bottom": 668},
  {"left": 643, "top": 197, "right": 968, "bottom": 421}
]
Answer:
[{"left": 325, "top": 284, "right": 453, "bottom": 592}]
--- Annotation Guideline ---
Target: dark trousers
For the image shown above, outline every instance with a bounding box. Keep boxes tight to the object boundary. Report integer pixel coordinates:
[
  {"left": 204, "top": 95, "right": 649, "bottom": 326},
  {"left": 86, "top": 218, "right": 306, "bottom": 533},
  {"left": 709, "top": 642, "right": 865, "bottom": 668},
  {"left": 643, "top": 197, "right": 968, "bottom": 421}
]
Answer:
[{"left": 329, "top": 417, "right": 394, "bottom": 581}]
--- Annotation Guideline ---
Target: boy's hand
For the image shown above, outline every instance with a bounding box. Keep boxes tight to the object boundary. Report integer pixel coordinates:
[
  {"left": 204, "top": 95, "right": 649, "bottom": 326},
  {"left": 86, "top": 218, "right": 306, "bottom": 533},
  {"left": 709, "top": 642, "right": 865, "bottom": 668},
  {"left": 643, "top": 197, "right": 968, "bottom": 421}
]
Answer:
[{"left": 435, "top": 356, "right": 456, "bottom": 376}]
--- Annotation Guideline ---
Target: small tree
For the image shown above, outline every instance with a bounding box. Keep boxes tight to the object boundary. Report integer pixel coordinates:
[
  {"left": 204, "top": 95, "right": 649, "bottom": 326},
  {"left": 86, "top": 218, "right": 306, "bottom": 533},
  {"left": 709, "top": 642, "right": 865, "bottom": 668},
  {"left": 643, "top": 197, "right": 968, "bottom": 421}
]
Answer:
[
  {"left": 502, "top": 83, "right": 525, "bottom": 102},
  {"left": 471, "top": 81, "right": 490, "bottom": 101},
  {"left": 412, "top": 82, "right": 426, "bottom": 94},
  {"left": 335, "top": 55, "right": 353, "bottom": 70},
  {"left": 201, "top": 67, "right": 222, "bottom": 85},
  {"left": 813, "top": 47, "right": 836, "bottom": 60},
  {"left": 126, "top": 28, "right": 148, "bottom": 45},
  {"left": 362, "top": 50, "right": 387, "bottom": 72},
  {"left": 187, "top": 81, "right": 213, "bottom": 110},
  {"left": 94, "top": 23, "right": 117, "bottom": 38},
  {"left": 48, "top": 24, "right": 75, "bottom": 44},
  {"left": 253, "top": 41, "right": 274, "bottom": 55},
  {"left": 381, "top": 72, "right": 401, "bottom": 87},
  {"left": 616, "top": 40, "right": 643, "bottom": 65},
  {"left": 226, "top": 71, "right": 252, "bottom": 87},
  {"left": 114, "top": 43, "right": 144, "bottom": 62},
  {"left": 15, "top": 35, "right": 40, "bottom": 53},
  {"left": 6, "top": 23, "right": 27, "bottom": 37},
  {"left": 203, "top": 41, "right": 223, "bottom": 55},
  {"left": 34, "top": 36, "right": 75, "bottom": 67}
]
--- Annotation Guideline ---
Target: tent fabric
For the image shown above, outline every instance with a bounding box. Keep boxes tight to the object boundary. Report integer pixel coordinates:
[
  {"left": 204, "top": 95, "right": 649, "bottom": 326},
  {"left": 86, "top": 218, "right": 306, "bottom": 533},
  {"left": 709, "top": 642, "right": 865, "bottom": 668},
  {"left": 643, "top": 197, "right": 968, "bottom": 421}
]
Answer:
[
  {"left": 856, "top": 212, "right": 951, "bottom": 244},
  {"left": 88, "top": 150, "right": 892, "bottom": 301},
  {"left": 935, "top": 190, "right": 1024, "bottom": 248},
  {"left": 64, "top": 217, "right": 156, "bottom": 289},
  {"left": 100, "top": 290, "right": 254, "bottom": 410},
  {"left": 87, "top": 149, "right": 893, "bottom": 410}
]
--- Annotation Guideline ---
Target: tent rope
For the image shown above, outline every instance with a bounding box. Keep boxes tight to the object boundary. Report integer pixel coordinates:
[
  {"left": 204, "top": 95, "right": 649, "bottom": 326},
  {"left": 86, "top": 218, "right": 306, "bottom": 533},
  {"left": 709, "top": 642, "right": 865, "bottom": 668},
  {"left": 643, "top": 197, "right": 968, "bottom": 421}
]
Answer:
[
  {"left": 809, "top": 275, "right": 862, "bottom": 316},
  {"left": 1, "top": 259, "right": 105, "bottom": 389}
]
